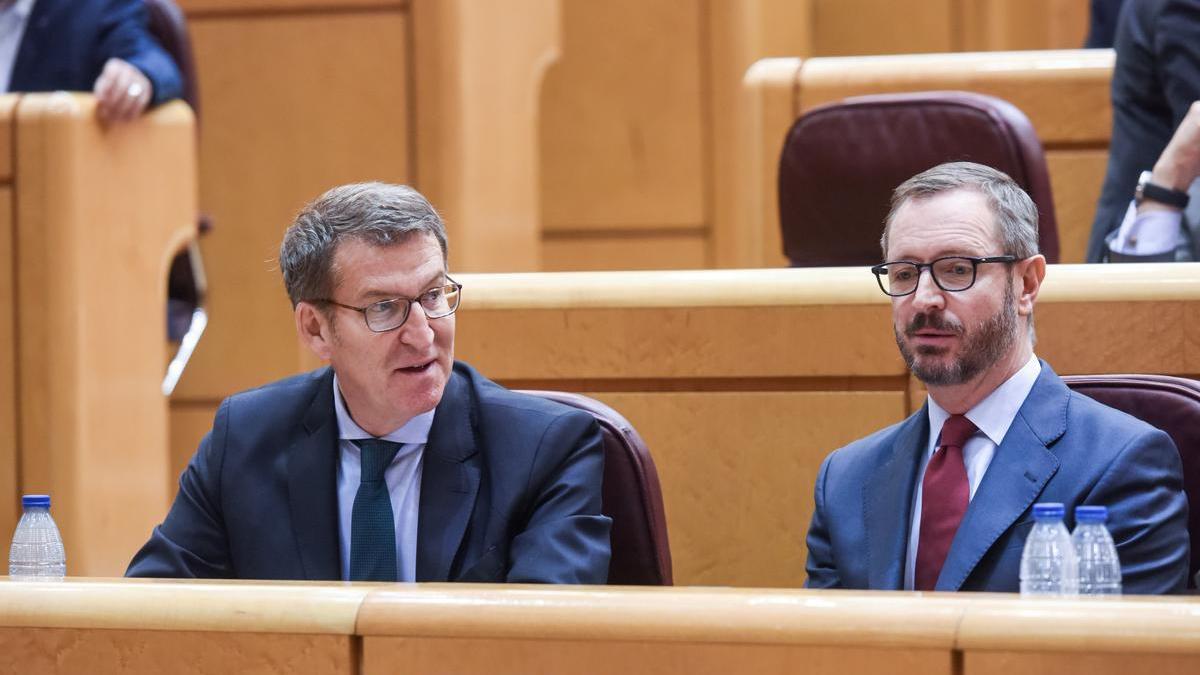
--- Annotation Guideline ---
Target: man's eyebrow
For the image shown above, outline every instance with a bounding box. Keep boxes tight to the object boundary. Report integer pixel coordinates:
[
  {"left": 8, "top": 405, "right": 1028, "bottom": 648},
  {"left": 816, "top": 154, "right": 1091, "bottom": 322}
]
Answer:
[{"left": 358, "top": 271, "right": 447, "bottom": 301}]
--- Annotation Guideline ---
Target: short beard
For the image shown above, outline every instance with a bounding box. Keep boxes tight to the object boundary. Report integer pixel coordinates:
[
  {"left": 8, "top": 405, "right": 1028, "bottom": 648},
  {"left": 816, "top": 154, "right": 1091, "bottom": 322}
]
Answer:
[{"left": 894, "top": 281, "right": 1018, "bottom": 387}]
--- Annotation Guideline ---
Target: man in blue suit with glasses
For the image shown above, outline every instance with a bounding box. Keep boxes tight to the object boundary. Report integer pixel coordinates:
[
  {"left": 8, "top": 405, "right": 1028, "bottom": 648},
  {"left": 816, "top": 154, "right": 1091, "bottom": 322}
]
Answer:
[
  {"left": 128, "top": 183, "right": 611, "bottom": 583},
  {"left": 804, "top": 162, "right": 1189, "bottom": 594}
]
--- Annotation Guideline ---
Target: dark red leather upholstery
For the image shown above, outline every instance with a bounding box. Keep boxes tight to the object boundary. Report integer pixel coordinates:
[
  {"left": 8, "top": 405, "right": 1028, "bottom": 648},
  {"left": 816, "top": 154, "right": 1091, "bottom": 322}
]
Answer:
[
  {"left": 520, "top": 391, "right": 673, "bottom": 585},
  {"left": 778, "top": 91, "right": 1059, "bottom": 267},
  {"left": 1063, "top": 375, "right": 1200, "bottom": 588}
]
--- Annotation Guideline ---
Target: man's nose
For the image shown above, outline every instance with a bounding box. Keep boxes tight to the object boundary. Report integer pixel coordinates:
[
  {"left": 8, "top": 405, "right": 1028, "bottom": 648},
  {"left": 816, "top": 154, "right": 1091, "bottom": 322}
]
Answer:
[
  {"left": 910, "top": 268, "right": 946, "bottom": 312},
  {"left": 398, "top": 301, "right": 435, "bottom": 347}
]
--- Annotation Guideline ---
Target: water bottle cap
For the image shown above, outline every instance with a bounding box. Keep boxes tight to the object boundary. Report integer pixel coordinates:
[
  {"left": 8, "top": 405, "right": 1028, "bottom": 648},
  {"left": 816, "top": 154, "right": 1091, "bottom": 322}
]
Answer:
[
  {"left": 21, "top": 494, "right": 50, "bottom": 508},
  {"left": 1075, "top": 505, "right": 1108, "bottom": 522},
  {"left": 1032, "top": 502, "right": 1065, "bottom": 519}
]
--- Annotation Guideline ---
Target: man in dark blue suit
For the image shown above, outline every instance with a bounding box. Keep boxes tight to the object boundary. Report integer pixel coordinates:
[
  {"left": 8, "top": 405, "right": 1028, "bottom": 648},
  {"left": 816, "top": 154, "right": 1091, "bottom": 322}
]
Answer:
[
  {"left": 4, "top": 0, "right": 183, "bottom": 124},
  {"left": 127, "top": 183, "right": 612, "bottom": 583},
  {"left": 805, "top": 162, "right": 1189, "bottom": 594}
]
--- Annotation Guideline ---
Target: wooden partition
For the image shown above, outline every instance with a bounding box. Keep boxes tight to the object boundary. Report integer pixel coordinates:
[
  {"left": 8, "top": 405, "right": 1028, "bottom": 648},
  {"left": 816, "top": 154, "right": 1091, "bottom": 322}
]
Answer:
[
  {"left": 451, "top": 263, "right": 1200, "bottom": 587},
  {"left": 0, "top": 579, "right": 365, "bottom": 674},
  {"left": 0, "top": 93, "right": 196, "bottom": 576},
  {"left": 734, "top": 49, "right": 1114, "bottom": 268},
  {"left": 2, "top": 580, "right": 1198, "bottom": 675},
  {"left": 168, "top": 2, "right": 1098, "bottom": 450}
]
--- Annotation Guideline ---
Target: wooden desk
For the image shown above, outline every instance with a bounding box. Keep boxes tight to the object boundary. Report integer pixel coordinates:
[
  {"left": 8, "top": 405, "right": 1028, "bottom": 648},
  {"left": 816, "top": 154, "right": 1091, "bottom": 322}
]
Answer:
[{"left": 2, "top": 580, "right": 1197, "bottom": 675}]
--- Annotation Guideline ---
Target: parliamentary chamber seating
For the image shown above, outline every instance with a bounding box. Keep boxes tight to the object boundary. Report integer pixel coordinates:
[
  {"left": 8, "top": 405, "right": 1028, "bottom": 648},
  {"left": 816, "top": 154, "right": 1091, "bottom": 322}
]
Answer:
[
  {"left": 1063, "top": 375, "right": 1200, "bottom": 589},
  {"left": 777, "top": 90, "right": 1061, "bottom": 267},
  {"left": 521, "top": 390, "right": 673, "bottom": 585}
]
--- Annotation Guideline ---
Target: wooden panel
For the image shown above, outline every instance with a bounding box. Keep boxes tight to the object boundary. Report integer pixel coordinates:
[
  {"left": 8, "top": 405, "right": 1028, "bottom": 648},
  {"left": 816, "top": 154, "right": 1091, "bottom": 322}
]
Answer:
[
  {"left": 960, "top": 0, "right": 1090, "bottom": 52},
  {"left": 812, "top": 0, "right": 956, "bottom": 56},
  {"left": 592, "top": 391, "right": 905, "bottom": 586},
  {"left": 967, "top": 653, "right": 1200, "bottom": 675},
  {"left": 14, "top": 94, "right": 195, "bottom": 576},
  {"left": 180, "top": 0, "right": 403, "bottom": 13},
  {"left": 0, "top": 187, "right": 14, "bottom": 545},
  {"left": 365, "top": 637, "right": 950, "bottom": 675},
  {"left": 453, "top": 267, "right": 902, "bottom": 382},
  {"left": 411, "top": 0, "right": 556, "bottom": 272},
  {"left": 0, "top": 628, "right": 355, "bottom": 675},
  {"left": 0, "top": 95, "right": 15, "bottom": 181},
  {"left": 168, "top": 402, "right": 221, "bottom": 496},
  {"left": 542, "top": 232, "right": 708, "bottom": 271},
  {"left": 539, "top": 0, "right": 706, "bottom": 231},
  {"left": 709, "top": 4, "right": 812, "bottom": 270},
  {"left": 1045, "top": 149, "right": 1108, "bottom": 263},
  {"left": 175, "top": 10, "right": 409, "bottom": 401},
  {"left": 797, "top": 50, "right": 1114, "bottom": 144}
]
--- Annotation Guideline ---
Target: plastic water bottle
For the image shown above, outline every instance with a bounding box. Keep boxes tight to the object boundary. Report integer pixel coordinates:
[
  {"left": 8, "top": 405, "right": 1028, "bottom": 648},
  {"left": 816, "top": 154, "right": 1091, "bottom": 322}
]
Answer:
[
  {"left": 1072, "top": 505, "right": 1122, "bottom": 595},
  {"left": 1019, "top": 502, "right": 1078, "bottom": 596},
  {"left": 8, "top": 494, "right": 66, "bottom": 580}
]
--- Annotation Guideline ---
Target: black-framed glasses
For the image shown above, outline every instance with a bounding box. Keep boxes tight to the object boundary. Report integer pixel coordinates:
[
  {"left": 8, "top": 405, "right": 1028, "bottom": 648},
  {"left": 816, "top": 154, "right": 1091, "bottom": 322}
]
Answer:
[
  {"left": 313, "top": 277, "right": 462, "bottom": 332},
  {"left": 870, "top": 256, "right": 1018, "bottom": 297}
]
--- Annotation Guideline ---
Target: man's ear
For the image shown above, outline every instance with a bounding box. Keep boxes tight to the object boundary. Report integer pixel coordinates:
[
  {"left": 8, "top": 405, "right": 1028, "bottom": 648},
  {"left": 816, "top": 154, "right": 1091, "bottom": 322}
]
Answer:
[
  {"left": 295, "top": 302, "right": 334, "bottom": 361},
  {"left": 1016, "top": 254, "right": 1046, "bottom": 317}
]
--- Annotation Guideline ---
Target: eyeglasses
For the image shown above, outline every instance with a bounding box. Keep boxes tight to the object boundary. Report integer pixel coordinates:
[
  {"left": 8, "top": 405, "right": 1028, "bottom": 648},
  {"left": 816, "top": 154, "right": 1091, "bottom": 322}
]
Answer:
[
  {"left": 313, "top": 277, "right": 462, "bottom": 332},
  {"left": 870, "top": 256, "right": 1018, "bottom": 297}
]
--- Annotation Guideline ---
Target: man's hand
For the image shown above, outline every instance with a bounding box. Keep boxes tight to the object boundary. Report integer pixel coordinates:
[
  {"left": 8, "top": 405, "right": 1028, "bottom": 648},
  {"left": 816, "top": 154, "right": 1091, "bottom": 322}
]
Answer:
[{"left": 93, "top": 58, "right": 153, "bottom": 125}]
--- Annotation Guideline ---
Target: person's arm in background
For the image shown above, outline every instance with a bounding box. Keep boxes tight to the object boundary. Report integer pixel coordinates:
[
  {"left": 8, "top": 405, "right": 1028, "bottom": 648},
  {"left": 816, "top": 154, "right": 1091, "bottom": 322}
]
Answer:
[
  {"left": 1107, "top": 101, "right": 1200, "bottom": 260},
  {"left": 92, "top": 0, "right": 184, "bottom": 124}
]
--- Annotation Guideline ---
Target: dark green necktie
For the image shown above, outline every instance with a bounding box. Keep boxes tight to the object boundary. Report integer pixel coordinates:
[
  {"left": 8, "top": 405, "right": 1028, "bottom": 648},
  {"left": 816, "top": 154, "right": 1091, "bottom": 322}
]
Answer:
[{"left": 349, "top": 439, "right": 403, "bottom": 581}]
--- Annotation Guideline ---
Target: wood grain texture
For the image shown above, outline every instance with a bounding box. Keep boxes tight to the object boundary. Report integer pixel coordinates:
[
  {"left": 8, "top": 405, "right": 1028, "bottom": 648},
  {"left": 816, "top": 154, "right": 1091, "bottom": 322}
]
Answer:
[
  {"left": 0, "top": 627, "right": 356, "bottom": 675},
  {"left": 0, "top": 187, "right": 14, "bottom": 547},
  {"left": 812, "top": 0, "right": 956, "bottom": 55},
  {"left": 14, "top": 94, "right": 195, "bottom": 576},
  {"left": 1045, "top": 149, "right": 1108, "bottom": 263},
  {"left": 173, "top": 10, "right": 409, "bottom": 401},
  {"left": 591, "top": 390, "right": 904, "bottom": 586},
  {"left": 364, "top": 636, "right": 952, "bottom": 675},
  {"left": 411, "top": 0, "right": 555, "bottom": 273},
  {"left": 179, "top": 0, "right": 403, "bottom": 13},
  {"left": 542, "top": 231, "right": 708, "bottom": 271},
  {"left": 539, "top": 0, "right": 706, "bottom": 232}
]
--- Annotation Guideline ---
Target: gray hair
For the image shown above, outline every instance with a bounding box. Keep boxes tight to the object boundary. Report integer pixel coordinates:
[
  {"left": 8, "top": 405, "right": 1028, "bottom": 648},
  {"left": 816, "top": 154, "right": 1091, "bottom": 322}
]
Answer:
[
  {"left": 881, "top": 162, "right": 1039, "bottom": 260},
  {"left": 280, "top": 182, "right": 448, "bottom": 307}
]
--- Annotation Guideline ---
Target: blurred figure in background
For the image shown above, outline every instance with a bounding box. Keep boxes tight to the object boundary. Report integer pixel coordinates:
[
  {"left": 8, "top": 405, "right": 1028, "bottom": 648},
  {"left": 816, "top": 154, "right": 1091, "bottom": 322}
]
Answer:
[
  {"left": 1, "top": 0, "right": 183, "bottom": 124},
  {"left": 1087, "top": 0, "right": 1200, "bottom": 262}
]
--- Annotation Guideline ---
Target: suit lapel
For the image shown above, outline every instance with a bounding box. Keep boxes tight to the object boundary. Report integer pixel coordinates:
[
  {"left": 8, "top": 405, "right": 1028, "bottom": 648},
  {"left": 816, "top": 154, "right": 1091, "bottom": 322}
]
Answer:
[
  {"left": 864, "top": 409, "right": 928, "bottom": 590},
  {"left": 416, "top": 368, "right": 481, "bottom": 581},
  {"left": 286, "top": 369, "right": 342, "bottom": 580},
  {"left": 936, "top": 363, "right": 1068, "bottom": 590}
]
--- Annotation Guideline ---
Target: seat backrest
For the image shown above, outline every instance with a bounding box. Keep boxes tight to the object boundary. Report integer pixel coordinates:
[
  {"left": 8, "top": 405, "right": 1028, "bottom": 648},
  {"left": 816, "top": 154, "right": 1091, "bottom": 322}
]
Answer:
[
  {"left": 519, "top": 390, "right": 673, "bottom": 585},
  {"left": 1062, "top": 374, "right": 1200, "bottom": 589},
  {"left": 143, "top": 0, "right": 200, "bottom": 120},
  {"left": 778, "top": 90, "right": 1059, "bottom": 267}
]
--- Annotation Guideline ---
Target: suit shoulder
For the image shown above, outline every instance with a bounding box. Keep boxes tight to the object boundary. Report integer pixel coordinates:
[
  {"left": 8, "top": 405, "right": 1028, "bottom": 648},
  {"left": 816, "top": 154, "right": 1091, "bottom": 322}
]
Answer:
[
  {"left": 219, "top": 369, "right": 329, "bottom": 427},
  {"left": 824, "top": 415, "right": 919, "bottom": 470},
  {"left": 1064, "top": 388, "right": 1172, "bottom": 447},
  {"left": 457, "top": 362, "right": 590, "bottom": 422}
]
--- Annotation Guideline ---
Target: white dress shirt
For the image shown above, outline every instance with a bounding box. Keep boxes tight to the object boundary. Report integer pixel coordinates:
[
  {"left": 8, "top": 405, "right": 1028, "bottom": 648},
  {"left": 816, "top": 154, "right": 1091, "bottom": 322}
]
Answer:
[
  {"left": 903, "top": 355, "right": 1042, "bottom": 590},
  {"left": 1108, "top": 200, "right": 1188, "bottom": 256},
  {"left": 0, "top": 0, "right": 35, "bottom": 93},
  {"left": 333, "top": 374, "right": 433, "bottom": 582}
]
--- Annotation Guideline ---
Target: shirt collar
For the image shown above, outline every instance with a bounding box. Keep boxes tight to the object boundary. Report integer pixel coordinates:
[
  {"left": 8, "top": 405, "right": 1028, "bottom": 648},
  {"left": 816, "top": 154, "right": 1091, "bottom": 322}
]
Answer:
[
  {"left": 926, "top": 354, "right": 1041, "bottom": 447},
  {"left": 332, "top": 373, "right": 435, "bottom": 444}
]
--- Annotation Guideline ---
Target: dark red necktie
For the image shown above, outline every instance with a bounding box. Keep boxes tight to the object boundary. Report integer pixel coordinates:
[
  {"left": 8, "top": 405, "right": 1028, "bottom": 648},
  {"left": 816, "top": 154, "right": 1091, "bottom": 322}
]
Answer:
[{"left": 915, "top": 414, "right": 978, "bottom": 591}]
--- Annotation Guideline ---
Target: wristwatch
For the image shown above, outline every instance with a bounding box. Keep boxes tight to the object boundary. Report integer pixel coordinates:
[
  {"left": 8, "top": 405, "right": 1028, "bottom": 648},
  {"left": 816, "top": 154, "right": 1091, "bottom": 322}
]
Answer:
[{"left": 1135, "top": 170, "right": 1190, "bottom": 209}]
